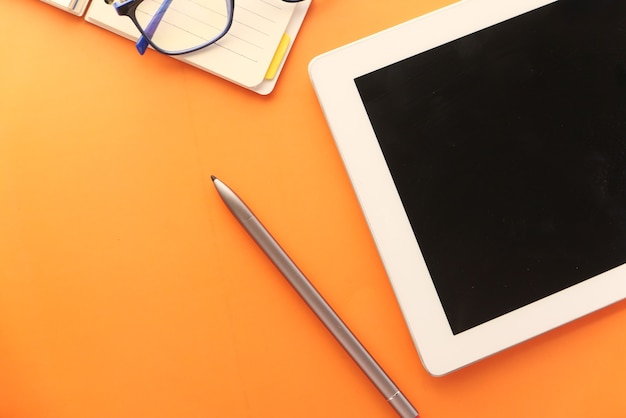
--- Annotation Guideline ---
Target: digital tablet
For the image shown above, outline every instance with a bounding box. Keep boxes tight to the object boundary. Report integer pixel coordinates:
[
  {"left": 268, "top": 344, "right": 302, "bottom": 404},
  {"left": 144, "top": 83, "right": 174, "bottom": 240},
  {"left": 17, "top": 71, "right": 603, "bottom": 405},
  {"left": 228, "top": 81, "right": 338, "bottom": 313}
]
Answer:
[{"left": 309, "top": 0, "right": 626, "bottom": 376}]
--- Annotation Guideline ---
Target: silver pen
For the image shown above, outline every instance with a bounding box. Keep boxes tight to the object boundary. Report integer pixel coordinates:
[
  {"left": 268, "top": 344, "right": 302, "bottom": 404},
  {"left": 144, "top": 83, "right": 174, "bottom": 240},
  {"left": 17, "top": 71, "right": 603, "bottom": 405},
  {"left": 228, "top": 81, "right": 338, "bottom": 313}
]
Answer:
[{"left": 211, "top": 176, "right": 419, "bottom": 418}]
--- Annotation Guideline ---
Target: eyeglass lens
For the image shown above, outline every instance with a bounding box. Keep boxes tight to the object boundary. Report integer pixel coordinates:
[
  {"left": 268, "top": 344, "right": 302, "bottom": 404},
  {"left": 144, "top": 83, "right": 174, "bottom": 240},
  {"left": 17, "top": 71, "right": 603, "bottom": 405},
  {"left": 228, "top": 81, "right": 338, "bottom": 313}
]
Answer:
[{"left": 134, "top": 0, "right": 231, "bottom": 53}]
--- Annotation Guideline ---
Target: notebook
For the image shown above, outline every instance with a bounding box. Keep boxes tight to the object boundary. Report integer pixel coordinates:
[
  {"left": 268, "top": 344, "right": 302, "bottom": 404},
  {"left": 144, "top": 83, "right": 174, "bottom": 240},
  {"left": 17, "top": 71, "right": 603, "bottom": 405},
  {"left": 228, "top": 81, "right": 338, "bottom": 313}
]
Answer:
[{"left": 40, "top": 0, "right": 311, "bottom": 94}]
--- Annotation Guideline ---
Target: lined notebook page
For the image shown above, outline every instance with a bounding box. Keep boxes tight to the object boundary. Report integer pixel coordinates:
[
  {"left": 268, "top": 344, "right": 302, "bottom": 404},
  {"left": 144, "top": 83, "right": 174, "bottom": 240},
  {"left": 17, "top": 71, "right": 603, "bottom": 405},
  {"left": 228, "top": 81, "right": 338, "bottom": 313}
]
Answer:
[
  {"left": 44, "top": 0, "right": 74, "bottom": 6},
  {"left": 40, "top": 0, "right": 89, "bottom": 15},
  {"left": 85, "top": 0, "right": 297, "bottom": 88}
]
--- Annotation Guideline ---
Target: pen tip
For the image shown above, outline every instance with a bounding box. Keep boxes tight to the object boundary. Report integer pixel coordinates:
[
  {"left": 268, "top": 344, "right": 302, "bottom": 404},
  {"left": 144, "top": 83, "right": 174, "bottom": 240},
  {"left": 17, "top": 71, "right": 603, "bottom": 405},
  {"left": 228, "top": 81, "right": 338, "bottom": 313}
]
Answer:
[{"left": 211, "top": 175, "right": 217, "bottom": 182}]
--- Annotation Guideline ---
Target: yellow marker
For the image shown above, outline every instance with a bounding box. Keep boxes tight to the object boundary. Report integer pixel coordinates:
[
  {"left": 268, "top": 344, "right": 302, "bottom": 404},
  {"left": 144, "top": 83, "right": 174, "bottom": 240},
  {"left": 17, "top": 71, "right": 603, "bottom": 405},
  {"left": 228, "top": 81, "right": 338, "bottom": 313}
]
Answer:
[{"left": 264, "top": 33, "right": 291, "bottom": 80}]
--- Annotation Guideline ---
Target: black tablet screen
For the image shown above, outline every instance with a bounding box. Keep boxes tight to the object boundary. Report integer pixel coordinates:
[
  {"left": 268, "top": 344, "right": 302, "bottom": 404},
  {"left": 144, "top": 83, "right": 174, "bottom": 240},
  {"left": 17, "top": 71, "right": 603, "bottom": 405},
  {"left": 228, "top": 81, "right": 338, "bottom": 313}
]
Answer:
[{"left": 355, "top": 0, "right": 626, "bottom": 334}]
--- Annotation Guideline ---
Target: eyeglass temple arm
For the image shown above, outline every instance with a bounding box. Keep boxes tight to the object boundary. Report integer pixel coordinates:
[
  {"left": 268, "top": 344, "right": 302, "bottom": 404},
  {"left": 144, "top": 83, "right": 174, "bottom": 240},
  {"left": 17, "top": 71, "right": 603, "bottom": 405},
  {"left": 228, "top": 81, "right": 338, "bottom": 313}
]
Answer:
[{"left": 135, "top": 0, "right": 174, "bottom": 55}]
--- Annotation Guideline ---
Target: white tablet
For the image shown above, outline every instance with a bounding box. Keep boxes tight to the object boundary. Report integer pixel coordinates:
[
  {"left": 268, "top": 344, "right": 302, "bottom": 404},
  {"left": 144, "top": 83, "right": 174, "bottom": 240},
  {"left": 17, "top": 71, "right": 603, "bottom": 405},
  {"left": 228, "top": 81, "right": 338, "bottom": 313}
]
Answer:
[{"left": 309, "top": 0, "right": 626, "bottom": 376}]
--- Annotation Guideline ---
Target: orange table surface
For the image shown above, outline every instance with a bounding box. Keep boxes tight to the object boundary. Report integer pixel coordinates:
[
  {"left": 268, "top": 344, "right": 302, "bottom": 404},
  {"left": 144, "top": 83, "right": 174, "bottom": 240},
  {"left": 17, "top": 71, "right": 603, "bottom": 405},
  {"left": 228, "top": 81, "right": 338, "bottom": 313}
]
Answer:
[{"left": 2, "top": 1, "right": 626, "bottom": 417}]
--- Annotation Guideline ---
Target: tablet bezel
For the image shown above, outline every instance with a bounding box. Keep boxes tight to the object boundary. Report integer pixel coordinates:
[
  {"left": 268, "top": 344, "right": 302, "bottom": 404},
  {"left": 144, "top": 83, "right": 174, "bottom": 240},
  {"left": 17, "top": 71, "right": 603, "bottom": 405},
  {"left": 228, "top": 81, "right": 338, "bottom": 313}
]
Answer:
[{"left": 309, "top": 0, "right": 626, "bottom": 376}]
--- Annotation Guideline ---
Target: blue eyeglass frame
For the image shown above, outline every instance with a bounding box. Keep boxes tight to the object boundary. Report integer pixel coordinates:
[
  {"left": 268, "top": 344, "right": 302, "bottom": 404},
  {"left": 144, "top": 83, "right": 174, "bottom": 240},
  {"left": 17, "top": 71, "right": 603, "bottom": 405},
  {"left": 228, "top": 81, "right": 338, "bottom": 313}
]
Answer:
[{"left": 109, "top": 0, "right": 304, "bottom": 56}]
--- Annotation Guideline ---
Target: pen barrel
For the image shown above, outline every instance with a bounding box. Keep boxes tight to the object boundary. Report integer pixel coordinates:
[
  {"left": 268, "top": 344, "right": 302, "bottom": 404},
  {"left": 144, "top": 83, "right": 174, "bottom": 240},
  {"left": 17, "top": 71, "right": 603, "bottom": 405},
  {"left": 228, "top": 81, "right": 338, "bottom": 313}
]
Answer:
[{"left": 243, "top": 216, "right": 418, "bottom": 418}]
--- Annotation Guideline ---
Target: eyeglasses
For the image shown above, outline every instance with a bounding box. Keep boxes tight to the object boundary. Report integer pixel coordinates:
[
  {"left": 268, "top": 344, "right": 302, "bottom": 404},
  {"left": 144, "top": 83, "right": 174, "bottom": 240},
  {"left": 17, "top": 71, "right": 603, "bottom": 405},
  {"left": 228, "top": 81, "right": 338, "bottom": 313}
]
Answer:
[{"left": 106, "top": 0, "right": 304, "bottom": 56}]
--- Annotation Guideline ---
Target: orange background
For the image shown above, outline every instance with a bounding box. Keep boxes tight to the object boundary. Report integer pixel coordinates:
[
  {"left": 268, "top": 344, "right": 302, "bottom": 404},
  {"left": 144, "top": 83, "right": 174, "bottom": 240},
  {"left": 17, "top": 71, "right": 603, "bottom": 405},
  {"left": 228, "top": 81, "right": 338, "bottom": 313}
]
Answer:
[{"left": 2, "top": 1, "right": 626, "bottom": 417}]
